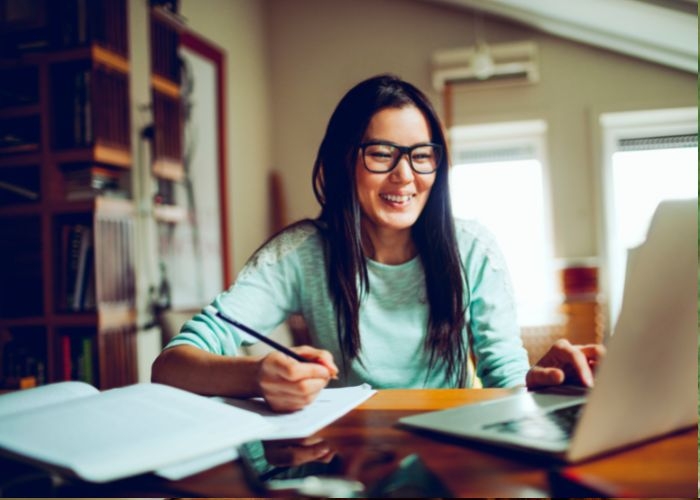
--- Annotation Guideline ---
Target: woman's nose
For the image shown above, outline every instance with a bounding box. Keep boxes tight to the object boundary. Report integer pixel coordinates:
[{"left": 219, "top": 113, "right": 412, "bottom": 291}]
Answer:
[{"left": 390, "top": 154, "right": 413, "bottom": 181}]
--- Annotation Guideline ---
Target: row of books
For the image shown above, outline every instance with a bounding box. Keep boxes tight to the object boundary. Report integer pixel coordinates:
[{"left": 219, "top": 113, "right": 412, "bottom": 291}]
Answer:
[
  {"left": 0, "top": 0, "right": 128, "bottom": 57},
  {"left": 52, "top": 64, "right": 130, "bottom": 150},
  {"left": 152, "top": 90, "right": 183, "bottom": 161},
  {"left": 59, "top": 223, "right": 95, "bottom": 312},
  {"left": 0, "top": 328, "right": 46, "bottom": 389},
  {"left": 150, "top": 10, "right": 181, "bottom": 83},
  {"left": 0, "top": 336, "right": 94, "bottom": 388},
  {"left": 60, "top": 335, "right": 95, "bottom": 385}
]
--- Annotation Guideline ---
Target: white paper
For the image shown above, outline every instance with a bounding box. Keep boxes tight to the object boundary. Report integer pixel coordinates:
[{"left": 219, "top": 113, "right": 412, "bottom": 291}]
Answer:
[
  {"left": 217, "top": 383, "right": 377, "bottom": 440},
  {"left": 154, "top": 384, "right": 376, "bottom": 480}
]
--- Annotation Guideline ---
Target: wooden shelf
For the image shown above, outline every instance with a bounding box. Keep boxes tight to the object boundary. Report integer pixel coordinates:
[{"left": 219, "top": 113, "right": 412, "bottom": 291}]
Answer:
[
  {"left": 0, "top": 143, "right": 39, "bottom": 155},
  {"left": 0, "top": 316, "right": 47, "bottom": 328},
  {"left": 0, "top": 0, "right": 136, "bottom": 390},
  {"left": 49, "top": 196, "right": 132, "bottom": 215},
  {"left": 0, "top": 105, "right": 41, "bottom": 119},
  {"left": 0, "top": 204, "right": 42, "bottom": 216},
  {"left": 52, "top": 144, "right": 132, "bottom": 169},
  {"left": 152, "top": 75, "right": 180, "bottom": 99},
  {"left": 22, "top": 45, "right": 130, "bottom": 74},
  {"left": 150, "top": 5, "right": 188, "bottom": 32},
  {"left": 152, "top": 157, "right": 184, "bottom": 181},
  {"left": 0, "top": 153, "right": 41, "bottom": 167},
  {"left": 49, "top": 306, "right": 136, "bottom": 330},
  {"left": 153, "top": 203, "right": 187, "bottom": 224}
]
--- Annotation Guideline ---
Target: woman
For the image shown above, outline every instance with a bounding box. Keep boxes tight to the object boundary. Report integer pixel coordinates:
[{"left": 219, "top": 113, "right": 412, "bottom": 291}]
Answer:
[{"left": 152, "top": 74, "right": 603, "bottom": 412}]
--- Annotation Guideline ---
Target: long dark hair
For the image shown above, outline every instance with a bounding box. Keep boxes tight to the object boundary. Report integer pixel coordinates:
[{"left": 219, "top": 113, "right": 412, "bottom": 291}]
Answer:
[{"left": 312, "top": 74, "right": 468, "bottom": 387}]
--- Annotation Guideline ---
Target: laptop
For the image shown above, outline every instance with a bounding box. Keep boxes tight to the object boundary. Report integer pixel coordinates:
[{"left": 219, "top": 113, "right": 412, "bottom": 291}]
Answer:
[{"left": 400, "top": 198, "right": 697, "bottom": 463}]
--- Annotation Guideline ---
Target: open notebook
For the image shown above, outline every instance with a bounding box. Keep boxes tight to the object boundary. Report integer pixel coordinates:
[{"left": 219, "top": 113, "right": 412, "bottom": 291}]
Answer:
[{"left": 0, "top": 381, "right": 375, "bottom": 482}]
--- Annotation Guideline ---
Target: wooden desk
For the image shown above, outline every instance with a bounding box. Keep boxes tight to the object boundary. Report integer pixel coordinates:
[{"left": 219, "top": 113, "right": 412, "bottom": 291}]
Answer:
[{"left": 55, "top": 389, "right": 697, "bottom": 497}]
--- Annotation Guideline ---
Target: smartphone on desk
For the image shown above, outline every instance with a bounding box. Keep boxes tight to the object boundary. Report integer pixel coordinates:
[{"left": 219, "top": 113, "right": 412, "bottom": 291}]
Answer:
[{"left": 237, "top": 437, "right": 453, "bottom": 498}]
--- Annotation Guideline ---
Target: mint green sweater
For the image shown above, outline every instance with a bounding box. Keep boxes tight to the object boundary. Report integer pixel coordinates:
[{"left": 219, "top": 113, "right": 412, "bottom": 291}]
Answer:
[{"left": 167, "top": 219, "right": 530, "bottom": 388}]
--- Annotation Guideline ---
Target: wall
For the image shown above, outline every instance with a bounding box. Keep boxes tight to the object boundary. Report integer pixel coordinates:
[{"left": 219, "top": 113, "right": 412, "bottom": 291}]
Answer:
[{"left": 264, "top": 0, "right": 696, "bottom": 259}]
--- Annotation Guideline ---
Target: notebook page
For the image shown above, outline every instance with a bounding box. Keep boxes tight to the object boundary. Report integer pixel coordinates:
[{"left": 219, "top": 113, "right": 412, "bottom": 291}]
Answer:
[
  {"left": 217, "top": 384, "right": 377, "bottom": 440},
  {"left": 0, "top": 381, "right": 98, "bottom": 418}
]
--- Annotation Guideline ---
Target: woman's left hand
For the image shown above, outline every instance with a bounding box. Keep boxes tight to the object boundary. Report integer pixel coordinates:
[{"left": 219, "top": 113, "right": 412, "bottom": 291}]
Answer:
[{"left": 526, "top": 338, "right": 606, "bottom": 389}]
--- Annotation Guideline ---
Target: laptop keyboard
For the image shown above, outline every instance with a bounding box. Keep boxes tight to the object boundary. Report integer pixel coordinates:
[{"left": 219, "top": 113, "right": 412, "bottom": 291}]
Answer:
[{"left": 482, "top": 404, "right": 584, "bottom": 442}]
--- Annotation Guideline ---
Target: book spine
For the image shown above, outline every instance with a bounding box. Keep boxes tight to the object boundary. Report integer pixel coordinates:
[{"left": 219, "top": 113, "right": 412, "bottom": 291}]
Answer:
[
  {"left": 81, "top": 337, "right": 94, "bottom": 385},
  {"left": 61, "top": 335, "right": 72, "bottom": 381},
  {"left": 71, "top": 226, "right": 92, "bottom": 311},
  {"left": 63, "top": 224, "right": 89, "bottom": 311}
]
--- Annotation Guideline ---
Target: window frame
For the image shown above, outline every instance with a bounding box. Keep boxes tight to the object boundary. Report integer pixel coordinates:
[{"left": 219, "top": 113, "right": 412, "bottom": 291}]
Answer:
[{"left": 598, "top": 107, "right": 697, "bottom": 333}]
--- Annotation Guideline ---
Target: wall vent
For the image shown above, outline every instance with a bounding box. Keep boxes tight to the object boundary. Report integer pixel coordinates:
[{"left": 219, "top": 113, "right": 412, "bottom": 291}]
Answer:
[{"left": 431, "top": 40, "right": 539, "bottom": 91}]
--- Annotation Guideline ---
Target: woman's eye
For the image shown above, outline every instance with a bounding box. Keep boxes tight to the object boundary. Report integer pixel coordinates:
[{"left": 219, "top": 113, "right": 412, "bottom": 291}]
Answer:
[{"left": 368, "top": 147, "right": 395, "bottom": 160}]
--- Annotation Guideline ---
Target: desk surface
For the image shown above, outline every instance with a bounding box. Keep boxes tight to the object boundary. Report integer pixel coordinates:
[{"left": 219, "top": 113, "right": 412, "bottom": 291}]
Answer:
[{"left": 58, "top": 388, "right": 696, "bottom": 498}]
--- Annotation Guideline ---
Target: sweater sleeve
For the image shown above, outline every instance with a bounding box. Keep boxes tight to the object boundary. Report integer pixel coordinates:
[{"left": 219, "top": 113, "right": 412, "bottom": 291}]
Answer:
[
  {"left": 458, "top": 221, "right": 530, "bottom": 388},
  {"left": 165, "top": 224, "right": 313, "bottom": 355}
]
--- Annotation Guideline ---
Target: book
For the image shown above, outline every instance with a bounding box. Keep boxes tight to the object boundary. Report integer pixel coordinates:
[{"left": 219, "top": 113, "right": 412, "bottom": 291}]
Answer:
[
  {"left": 0, "top": 382, "right": 276, "bottom": 483},
  {"left": 60, "top": 224, "right": 91, "bottom": 311},
  {"left": 0, "top": 382, "right": 377, "bottom": 483},
  {"left": 71, "top": 226, "right": 92, "bottom": 311}
]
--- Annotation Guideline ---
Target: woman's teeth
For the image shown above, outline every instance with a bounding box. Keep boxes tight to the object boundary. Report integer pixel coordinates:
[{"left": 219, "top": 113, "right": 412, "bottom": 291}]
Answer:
[{"left": 381, "top": 193, "right": 413, "bottom": 203}]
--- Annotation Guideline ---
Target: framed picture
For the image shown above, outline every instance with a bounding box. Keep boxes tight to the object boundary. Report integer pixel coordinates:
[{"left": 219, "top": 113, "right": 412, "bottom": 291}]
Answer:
[{"left": 159, "top": 30, "right": 230, "bottom": 308}]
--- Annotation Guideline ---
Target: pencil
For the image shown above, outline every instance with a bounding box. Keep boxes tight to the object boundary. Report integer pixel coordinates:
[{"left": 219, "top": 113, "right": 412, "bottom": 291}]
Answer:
[{"left": 215, "top": 311, "right": 309, "bottom": 363}]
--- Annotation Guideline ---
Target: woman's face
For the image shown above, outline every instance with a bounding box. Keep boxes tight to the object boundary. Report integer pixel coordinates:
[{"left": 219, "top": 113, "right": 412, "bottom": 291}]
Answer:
[{"left": 355, "top": 105, "right": 437, "bottom": 237}]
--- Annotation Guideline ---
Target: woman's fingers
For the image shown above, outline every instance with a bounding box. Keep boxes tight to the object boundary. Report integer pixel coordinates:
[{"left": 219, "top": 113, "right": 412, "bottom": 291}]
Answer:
[
  {"left": 526, "top": 339, "right": 606, "bottom": 389},
  {"left": 258, "top": 348, "right": 337, "bottom": 412}
]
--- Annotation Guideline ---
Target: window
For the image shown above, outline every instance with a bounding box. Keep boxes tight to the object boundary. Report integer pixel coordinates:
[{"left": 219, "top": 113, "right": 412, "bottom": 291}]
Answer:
[
  {"left": 449, "top": 120, "right": 559, "bottom": 326},
  {"left": 599, "top": 108, "right": 697, "bottom": 330}
]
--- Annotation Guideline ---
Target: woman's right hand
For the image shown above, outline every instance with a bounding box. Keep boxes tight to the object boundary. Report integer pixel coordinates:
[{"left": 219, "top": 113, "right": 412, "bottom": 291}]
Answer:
[{"left": 257, "top": 345, "right": 339, "bottom": 412}]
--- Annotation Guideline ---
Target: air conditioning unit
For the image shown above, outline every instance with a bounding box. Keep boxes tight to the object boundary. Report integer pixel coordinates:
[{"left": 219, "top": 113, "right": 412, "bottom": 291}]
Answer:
[{"left": 431, "top": 41, "right": 539, "bottom": 91}]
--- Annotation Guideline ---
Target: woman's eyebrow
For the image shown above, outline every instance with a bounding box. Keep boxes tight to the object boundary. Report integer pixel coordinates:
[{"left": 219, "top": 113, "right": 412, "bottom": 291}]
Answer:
[{"left": 363, "top": 138, "right": 432, "bottom": 146}]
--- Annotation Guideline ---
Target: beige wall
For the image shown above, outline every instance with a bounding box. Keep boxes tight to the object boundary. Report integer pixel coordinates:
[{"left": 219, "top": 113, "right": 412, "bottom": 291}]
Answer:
[
  {"left": 180, "top": 0, "right": 273, "bottom": 277},
  {"left": 264, "top": 0, "right": 696, "bottom": 259}
]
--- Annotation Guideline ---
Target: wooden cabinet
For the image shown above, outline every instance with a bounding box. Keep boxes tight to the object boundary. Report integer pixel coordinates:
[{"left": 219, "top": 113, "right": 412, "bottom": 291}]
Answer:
[{"left": 0, "top": 0, "right": 136, "bottom": 390}]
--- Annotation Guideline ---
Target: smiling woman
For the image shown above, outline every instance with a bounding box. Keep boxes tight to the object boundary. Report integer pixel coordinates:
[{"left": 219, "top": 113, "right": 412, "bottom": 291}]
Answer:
[
  {"left": 354, "top": 106, "right": 438, "bottom": 264},
  {"left": 151, "top": 74, "right": 603, "bottom": 412}
]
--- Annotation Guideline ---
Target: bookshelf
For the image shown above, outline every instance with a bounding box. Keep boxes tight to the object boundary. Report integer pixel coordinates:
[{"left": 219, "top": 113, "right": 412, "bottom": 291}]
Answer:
[
  {"left": 149, "top": 5, "right": 186, "bottom": 223},
  {"left": 0, "top": 0, "right": 137, "bottom": 390}
]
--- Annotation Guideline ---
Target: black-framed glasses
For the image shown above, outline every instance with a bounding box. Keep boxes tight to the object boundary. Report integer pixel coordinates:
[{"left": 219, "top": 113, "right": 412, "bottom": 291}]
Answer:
[{"left": 359, "top": 141, "right": 443, "bottom": 174}]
